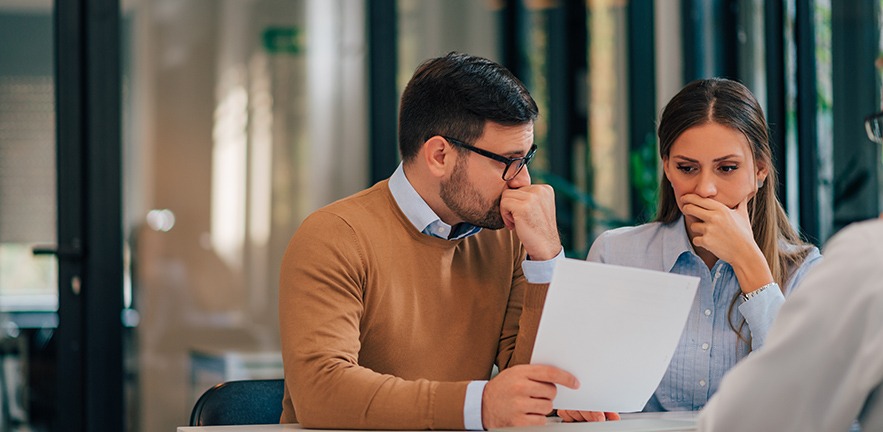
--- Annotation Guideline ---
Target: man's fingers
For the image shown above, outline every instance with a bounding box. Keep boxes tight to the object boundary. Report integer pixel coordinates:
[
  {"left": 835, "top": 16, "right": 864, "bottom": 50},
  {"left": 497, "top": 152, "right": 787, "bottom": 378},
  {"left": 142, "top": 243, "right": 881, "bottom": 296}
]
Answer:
[
  {"left": 511, "top": 414, "right": 549, "bottom": 427},
  {"left": 560, "top": 410, "right": 585, "bottom": 422},
  {"left": 502, "top": 184, "right": 554, "bottom": 199},
  {"left": 605, "top": 412, "right": 622, "bottom": 421},
  {"left": 513, "top": 379, "right": 558, "bottom": 401},
  {"left": 521, "top": 397, "right": 555, "bottom": 416},
  {"left": 558, "top": 410, "right": 613, "bottom": 423},
  {"left": 484, "top": 365, "right": 584, "bottom": 429},
  {"left": 501, "top": 208, "right": 516, "bottom": 230},
  {"left": 589, "top": 412, "right": 607, "bottom": 422},
  {"left": 524, "top": 365, "right": 580, "bottom": 389}
]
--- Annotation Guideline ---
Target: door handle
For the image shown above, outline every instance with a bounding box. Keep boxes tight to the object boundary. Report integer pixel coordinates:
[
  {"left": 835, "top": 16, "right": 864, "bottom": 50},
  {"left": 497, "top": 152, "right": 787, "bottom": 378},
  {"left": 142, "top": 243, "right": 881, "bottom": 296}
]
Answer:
[
  {"left": 33, "top": 241, "right": 84, "bottom": 295},
  {"left": 32, "top": 241, "right": 83, "bottom": 259}
]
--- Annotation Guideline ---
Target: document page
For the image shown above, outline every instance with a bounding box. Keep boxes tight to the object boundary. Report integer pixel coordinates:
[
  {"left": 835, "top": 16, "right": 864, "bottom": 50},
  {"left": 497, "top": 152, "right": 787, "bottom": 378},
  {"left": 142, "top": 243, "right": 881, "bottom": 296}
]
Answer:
[{"left": 531, "top": 258, "right": 699, "bottom": 412}]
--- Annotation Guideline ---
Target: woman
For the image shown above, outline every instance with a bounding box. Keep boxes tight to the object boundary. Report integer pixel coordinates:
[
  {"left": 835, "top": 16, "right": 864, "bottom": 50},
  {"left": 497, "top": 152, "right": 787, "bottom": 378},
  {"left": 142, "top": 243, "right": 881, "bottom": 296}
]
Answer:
[{"left": 561, "top": 78, "right": 821, "bottom": 420}]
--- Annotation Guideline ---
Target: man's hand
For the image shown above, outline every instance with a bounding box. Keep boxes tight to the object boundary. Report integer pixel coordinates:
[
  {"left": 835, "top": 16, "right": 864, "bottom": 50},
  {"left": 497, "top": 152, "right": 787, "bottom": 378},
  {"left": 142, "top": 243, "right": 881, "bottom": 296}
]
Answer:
[
  {"left": 557, "top": 410, "right": 621, "bottom": 422},
  {"left": 481, "top": 364, "right": 578, "bottom": 429},
  {"left": 500, "top": 185, "right": 561, "bottom": 261}
]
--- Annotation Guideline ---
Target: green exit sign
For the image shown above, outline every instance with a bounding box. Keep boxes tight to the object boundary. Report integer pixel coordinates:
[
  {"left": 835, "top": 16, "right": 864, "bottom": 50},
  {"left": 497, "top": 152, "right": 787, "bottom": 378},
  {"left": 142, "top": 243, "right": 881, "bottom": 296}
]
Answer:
[{"left": 263, "top": 27, "right": 303, "bottom": 54}]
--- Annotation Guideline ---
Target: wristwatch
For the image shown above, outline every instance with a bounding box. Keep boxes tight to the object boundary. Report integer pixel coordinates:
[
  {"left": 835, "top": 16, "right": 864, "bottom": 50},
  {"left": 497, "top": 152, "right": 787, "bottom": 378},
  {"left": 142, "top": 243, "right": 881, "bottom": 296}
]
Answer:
[{"left": 742, "top": 282, "right": 776, "bottom": 302}]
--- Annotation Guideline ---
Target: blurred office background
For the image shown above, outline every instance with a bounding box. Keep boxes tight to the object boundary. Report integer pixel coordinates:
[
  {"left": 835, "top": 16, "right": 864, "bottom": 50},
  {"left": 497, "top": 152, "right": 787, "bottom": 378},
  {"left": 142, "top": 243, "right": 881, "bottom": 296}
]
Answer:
[{"left": 0, "top": 0, "right": 880, "bottom": 430}]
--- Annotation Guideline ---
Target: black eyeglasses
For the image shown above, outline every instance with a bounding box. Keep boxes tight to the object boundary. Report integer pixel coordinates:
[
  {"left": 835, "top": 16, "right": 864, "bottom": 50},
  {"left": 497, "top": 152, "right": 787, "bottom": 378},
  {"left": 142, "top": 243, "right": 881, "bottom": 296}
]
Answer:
[
  {"left": 865, "top": 111, "right": 883, "bottom": 144},
  {"left": 443, "top": 136, "right": 537, "bottom": 181}
]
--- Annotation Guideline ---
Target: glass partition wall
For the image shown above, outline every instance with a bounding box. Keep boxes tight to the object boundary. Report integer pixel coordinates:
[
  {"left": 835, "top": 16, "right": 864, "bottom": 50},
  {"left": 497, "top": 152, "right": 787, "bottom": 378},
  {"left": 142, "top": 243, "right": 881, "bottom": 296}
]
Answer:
[
  {"left": 122, "top": 1, "right": 368, "bottom": 430},
  {"left": 0, "top": 0, "right": 880, "bottom": 430},
  {"left": 0, "top": 2, "right": 56, "bottom": 430}
]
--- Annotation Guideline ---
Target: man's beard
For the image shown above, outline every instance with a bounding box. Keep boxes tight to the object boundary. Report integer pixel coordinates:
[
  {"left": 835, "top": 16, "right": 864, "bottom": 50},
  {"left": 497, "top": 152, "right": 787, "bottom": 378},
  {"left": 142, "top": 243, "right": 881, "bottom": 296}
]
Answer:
[{"left": 439, "top": 158, "right": 505, "bottom": 230}]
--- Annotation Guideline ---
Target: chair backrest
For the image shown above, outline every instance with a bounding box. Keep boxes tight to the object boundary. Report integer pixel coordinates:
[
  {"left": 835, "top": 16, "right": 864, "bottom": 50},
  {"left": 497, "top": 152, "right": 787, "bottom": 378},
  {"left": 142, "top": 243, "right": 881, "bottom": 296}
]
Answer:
[{"left": 189, "top": 379, "right": 285, "bottom": 426}]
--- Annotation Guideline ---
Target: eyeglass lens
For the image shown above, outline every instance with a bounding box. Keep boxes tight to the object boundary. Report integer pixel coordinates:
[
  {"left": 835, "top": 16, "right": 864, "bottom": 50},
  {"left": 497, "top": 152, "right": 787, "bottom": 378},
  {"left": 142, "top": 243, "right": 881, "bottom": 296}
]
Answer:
[
  {"left": 865, "top": 112, "right": 883, "bottom": 144},
  {"left": 503, "top": 160, "right": 527, "bottom": 181}
]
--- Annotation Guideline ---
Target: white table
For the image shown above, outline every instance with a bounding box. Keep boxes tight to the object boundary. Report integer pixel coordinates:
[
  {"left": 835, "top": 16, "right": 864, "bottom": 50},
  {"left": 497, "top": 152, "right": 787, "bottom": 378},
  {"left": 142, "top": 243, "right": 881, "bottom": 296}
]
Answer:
[
  {"left": 178, "top": 425, "right": 301, "bottom": 432},
  {"left": 177, "top": 412, "right": 698, "bottom": 432}
]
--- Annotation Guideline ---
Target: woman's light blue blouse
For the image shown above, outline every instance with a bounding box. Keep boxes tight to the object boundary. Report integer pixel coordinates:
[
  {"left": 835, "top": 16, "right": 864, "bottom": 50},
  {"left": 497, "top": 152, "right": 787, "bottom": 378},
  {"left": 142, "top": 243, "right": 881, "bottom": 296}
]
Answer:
[{"left": 587, "top": 216, "right": 821, "bottom": 412}]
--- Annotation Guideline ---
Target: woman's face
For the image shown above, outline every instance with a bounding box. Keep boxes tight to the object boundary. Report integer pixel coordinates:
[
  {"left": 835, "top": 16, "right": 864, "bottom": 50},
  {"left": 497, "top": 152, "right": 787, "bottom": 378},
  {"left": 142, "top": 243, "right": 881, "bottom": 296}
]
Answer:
[{"left": 662, "top": 122, "right": 768, "bottom": 216}]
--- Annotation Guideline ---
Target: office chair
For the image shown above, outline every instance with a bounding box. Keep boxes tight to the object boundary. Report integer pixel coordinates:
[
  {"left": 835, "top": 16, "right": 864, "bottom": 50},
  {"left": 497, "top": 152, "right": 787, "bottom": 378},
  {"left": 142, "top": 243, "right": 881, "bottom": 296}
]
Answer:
[{"left": 189, "top": 378, "right": 285, "bottom": 426}]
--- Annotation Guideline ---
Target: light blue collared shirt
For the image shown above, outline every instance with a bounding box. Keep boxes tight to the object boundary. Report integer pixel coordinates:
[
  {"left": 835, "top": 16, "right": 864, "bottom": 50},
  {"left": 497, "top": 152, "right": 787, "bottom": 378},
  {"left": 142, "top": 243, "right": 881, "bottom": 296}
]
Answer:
[
  {"left": 587, "top": 216, "right": 821, "bottom": 412},
  {"left": 389, "top": 163, "right": 561, "bottom": 429}
]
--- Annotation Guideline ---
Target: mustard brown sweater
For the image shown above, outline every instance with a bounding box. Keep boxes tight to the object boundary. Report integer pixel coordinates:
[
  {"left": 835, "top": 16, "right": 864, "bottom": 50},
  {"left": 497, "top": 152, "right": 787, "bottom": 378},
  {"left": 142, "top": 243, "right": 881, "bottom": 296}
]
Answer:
[{"left": 278, "top": 180, "right": 547, "bottom": 429}]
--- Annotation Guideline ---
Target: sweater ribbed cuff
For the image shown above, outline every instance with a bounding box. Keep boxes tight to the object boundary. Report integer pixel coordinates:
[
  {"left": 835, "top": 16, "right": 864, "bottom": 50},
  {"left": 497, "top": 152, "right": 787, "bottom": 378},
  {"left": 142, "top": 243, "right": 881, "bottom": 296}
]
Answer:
[{"left": 431, "top": 381, "right": 470, "bottom": 430}]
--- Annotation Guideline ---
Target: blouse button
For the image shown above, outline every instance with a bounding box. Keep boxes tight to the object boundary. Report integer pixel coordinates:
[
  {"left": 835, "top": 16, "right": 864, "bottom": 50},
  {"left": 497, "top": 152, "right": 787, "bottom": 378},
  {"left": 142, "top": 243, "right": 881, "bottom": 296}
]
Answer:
[
  {"left": 701, "top": 343, "right": 709, "bottom": 350},
  {"left": 699, "top": 379, "right": 707, "bottom": 387},
  {"left": 704, "top": 309, "right": 712, "bottom": 317}
]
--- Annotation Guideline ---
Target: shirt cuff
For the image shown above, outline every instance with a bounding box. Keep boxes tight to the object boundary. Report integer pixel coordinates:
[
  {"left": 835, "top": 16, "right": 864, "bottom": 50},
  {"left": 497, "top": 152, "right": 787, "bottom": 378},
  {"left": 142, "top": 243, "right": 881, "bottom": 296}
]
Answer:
[
  {"left": 737, "top": 282, "right": 784, "bottom": 349},
  {"left": 522, "top": 248, "right": 565, "bottom": 284},
  {"left": 464, "top": 380, "right": 487, "bottom": 430}
]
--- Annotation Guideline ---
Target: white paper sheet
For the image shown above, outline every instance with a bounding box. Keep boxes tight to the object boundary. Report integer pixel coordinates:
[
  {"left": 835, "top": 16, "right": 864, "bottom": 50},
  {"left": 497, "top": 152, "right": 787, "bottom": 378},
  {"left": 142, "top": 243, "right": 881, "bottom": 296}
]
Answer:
[{"left": 531, "top": 258, "right": 699, "bottom": 412}]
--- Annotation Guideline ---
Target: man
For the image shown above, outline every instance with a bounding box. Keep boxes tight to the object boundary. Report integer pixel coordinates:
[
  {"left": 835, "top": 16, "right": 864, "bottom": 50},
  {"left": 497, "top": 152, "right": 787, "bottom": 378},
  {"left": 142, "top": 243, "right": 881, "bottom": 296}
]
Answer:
[
  {"left": 278, "top": 52, "right": 576, "bottom": 430},
  {"left": 697, "top": 217, "right": 883, "bottom": 431}
]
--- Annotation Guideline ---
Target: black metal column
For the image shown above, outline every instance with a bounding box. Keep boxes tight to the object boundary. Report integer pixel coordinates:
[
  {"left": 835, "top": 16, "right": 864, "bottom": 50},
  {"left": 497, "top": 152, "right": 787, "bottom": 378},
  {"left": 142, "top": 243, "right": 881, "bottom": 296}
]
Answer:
[
  {"left": 795, "top": 0, "right": 821, "bottom": 244},
  {"left": 368, "top": 0, "right": 398, "bottom": 183},
  {"left": 83, "top": 0, "right": 123, "bottom": 430},
  {"left": 547, "top": 0, "right": 586, "bottom": 181},
  {"left": 55, "top": 0, "right": 123, "bottom": 430},
  {"left": 54, "top": 0, "right": 86, "bottom": 428},
  {"left": 545, "top": 0, "right": 587, "bottom": 248},
  {"left": 718, "top": 0, "right": 740, "bottom": 80},
  {"left": 499, "top": 0, "right": 526, "bottom": 79},
  {"left": 831, "top": 0, "right": 880, "bottom": 230},
  {"left": 765, "top": 0, "right": 788, "bottom": 206},
  {"left": 681, "top": 0, "right": 701, "bottom": 82},
  {"left": 681, "top": 0, "right": 740, "bottom": 81},
  {"left": 628, "top": 0, "right": 657, "bottom": 221}
]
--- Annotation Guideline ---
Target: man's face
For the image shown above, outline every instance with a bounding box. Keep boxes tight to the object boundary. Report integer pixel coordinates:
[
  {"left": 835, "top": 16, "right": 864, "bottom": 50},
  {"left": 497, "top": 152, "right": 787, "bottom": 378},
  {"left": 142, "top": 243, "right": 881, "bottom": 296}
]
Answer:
[{"left": 439, "top": 122, "right": 534, "bottom": 229}]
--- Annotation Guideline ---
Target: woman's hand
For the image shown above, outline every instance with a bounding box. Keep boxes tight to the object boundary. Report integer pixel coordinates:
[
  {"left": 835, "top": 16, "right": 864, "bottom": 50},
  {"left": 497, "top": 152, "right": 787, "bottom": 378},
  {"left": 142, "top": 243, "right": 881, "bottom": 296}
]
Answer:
[
  {"left": 680, "top": 194, "right": 756, "bottom": 264},
  {"left": 680, "top": 193, "right": 773, "bottom": 293},
  {"left": 557, "top": 410, "right": 621, "bottom": 422}
]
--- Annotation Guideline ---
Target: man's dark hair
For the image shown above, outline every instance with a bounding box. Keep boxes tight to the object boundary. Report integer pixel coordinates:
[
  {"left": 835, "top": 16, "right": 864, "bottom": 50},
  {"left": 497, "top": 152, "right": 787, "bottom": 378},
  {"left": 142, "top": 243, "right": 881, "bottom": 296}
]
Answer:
[{"left": 398, "top": 52, "right": 538, "bottom": 162}]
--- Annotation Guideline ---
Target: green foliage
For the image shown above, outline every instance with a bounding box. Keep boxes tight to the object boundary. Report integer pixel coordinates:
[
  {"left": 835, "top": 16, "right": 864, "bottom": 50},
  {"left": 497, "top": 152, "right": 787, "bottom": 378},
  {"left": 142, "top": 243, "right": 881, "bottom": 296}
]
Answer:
[
  {"left": 534, "top": 170, "right": 630, "bottom": 228},
  {"left": 534, "top": 133, "right": 660, "bottom": 257},
  {"left": 629, "top": 133, "right": 659, "bottom": 223}
]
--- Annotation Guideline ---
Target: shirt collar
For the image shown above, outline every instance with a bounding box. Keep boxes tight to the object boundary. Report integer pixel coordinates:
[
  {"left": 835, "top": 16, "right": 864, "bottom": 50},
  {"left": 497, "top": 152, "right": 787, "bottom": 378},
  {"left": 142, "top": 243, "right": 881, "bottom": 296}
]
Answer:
[
  {"left": 388, "top": 163, "right": 482, "bottom": 240},
  {"left": 661, "top": 214, "right": 697, "bottom": 272}
]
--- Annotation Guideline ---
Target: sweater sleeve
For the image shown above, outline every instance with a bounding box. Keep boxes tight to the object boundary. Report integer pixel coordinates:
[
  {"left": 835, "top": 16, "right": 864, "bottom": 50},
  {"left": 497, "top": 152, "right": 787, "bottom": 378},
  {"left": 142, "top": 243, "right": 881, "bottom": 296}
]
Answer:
[
  {"left": 495, "top": 243, "right": 549, "bottom": 369},
  {"left": 279, "top": 211, "right": 468, "bottom": 430},
  {"left": 507, "top": 282, "right": 549, "bottom": 367}
]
